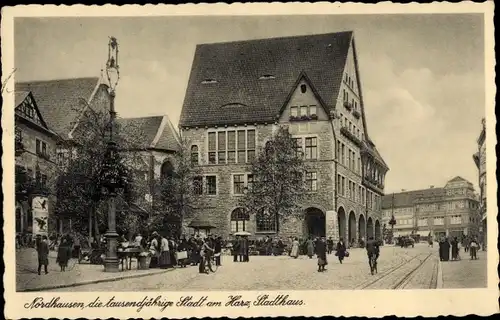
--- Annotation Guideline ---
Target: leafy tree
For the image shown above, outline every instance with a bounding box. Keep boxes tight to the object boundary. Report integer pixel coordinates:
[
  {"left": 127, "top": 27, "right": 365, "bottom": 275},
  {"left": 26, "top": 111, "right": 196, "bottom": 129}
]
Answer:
[
  {"left": 54, "top": 100, "right": 150, "bottom": 240},
  {"left": 241, "top": 126, "right": 306, "bottom": 232},
  {"left": 153, "top": 136, "right": 203, "bottom": 237}
]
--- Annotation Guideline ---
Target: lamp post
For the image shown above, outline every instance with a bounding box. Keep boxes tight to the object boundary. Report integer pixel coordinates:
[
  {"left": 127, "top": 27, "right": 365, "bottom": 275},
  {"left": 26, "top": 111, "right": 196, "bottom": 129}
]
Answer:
[{"left": 102, "top": 37, "right": 121, "bottom": 272}]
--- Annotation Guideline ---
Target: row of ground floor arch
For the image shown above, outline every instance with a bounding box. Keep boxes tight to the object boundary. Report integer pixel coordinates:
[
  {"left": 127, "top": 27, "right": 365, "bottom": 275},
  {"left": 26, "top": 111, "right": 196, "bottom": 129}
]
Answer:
[{"left": 198, "top": 205, "right": 382, "bottom": 246}]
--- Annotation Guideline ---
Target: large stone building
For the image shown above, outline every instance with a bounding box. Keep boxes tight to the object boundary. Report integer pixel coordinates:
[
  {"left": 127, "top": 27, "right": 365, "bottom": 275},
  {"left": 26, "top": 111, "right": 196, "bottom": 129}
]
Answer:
[
  {"left": 15, "top": 77, "right": 178, "bottom": 235},
  {"left": 473, "top": 118, "right": 486, "bottom": 248},
  {"left": 381, "top": 177, "right": 480, "bottom": 241},
  {"left": 179, "top": 31, "right": 388, "bottom": 245}
]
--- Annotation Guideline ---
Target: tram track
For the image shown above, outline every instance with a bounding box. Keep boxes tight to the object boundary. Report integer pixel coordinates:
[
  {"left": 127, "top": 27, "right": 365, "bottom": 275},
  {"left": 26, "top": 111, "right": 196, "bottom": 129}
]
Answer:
[{"left": 356, "top": 252, "right": 434, "bottom": 290}]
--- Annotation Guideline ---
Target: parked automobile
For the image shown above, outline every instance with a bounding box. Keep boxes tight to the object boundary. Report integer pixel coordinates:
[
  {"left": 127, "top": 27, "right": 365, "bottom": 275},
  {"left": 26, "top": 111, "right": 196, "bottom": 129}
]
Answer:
[{"left": 396, "top": 236, "right": 415, "bottom": 248}]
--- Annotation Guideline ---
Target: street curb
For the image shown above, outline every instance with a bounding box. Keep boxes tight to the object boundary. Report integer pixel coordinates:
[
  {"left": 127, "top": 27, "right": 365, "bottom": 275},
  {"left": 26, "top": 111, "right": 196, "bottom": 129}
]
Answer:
[
  {"left": 19, "top": 268, "right": 175, "bottom": 292},
  {"left": 436, "top": 259, "right": 443, "bottom": 289}
]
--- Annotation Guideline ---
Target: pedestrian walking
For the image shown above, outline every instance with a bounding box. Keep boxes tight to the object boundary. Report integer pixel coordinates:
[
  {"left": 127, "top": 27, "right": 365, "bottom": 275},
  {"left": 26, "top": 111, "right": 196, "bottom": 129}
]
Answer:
[
  {"left": 36, "top": 235, "right": 49, "bottom": 275},
  {"left": 327, "top": 237, "right": 334, "bottom": 254},
  {"left": 428, "top": 237, "right": 433, "bottom": 248},
  {"left": 159, "top": 234, "right": 171, "bottom": 269},
  {"left": 56, "top": 237, "right": 71, "bottom": 271},
  {"left": 451, "top": 237, "right": 459, "bottom": 261},
  {"left": 335, "top": 238, "right": 347, "bottom": 264},
  {"left": 442, "top": 237, "right": 451, "bottom": 261},
  {"left": 469, "top": 238, "right": 478, "bottom": 260},
  {"left": 232, "top": 236, "right": 240, "bottom": 262},
  {"left": 214, "top": 236, "right": 222, "bottom": 266},
  {"left": 316, "top": 237, "right": 328, "bottom": 272},
  {"left": 290, "top": 237, "right": 300, "bottom": 259},
  {"left": 149, "top": 232, "right": 160, "bottom": 268},
  {"left": 306, "top": 237, "right": 315, "bottom": 259},
  {"left": 176, "top": 238, "right": 189, "bottom": 267}
]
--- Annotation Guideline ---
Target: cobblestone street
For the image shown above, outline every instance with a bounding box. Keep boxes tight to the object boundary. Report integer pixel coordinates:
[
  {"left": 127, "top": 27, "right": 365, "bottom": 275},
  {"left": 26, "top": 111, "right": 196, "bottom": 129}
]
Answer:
[{"left": 50, "top": 244, "right": 457, "bottom": 292}]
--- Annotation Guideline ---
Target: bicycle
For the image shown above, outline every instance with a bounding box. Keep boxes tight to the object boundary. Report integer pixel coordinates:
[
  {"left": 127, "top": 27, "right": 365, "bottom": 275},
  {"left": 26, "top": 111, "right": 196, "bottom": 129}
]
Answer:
[
  {"left": 369, "top": 254, "right": 378, "bottom": 275},
  {"left": 203, "top": 254, "right": 218, "bottom": 273}
]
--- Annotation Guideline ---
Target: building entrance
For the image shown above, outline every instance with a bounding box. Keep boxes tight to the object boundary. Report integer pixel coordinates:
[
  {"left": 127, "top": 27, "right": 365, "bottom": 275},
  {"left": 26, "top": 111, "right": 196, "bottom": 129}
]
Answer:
[{"left": 304, "top": 207, "right": 326, "bottom": 238}]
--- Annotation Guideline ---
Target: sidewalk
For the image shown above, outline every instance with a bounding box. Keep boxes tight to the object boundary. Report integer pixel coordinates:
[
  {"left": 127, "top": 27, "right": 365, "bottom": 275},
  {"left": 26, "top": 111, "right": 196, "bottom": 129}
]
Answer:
[
  {"left": 439, "top": 249, "right": 487, "bottom": 288},
  {"left": 16, "top": 248, "right": 172, "bottom": 292}
]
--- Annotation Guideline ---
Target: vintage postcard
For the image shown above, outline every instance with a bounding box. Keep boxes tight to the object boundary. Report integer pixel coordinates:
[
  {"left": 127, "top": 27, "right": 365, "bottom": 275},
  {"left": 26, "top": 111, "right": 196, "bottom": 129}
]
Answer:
[{"left": 2, "top": 2, "right": 497, "bottom": 319}]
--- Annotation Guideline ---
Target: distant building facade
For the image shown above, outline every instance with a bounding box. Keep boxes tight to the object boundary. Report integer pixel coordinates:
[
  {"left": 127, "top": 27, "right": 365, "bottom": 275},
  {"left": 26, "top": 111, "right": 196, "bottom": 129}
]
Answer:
[
  {"left": 382, "top": 177, "right": 480, "bottom": 241},
  {"left": 473, "top": 118, "right": 486, "bottom": 247},
  {"left": 179, "top": 32, "right": 388, "bottom": 244},
  {"left": 15, "top": 91, "right": 58, "bottom": 234}
]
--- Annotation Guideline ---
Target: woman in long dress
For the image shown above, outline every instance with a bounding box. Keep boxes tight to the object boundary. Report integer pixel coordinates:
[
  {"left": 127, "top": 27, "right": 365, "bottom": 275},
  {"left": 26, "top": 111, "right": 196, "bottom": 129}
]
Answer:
[
  {"left": 159, "top": 235, "right": 171, "bottom": 269},
  {"left": 306, "top": 237, "right": 315, "bottom": 259},
  {"left": 290, "top": 237, "right": 300, "bottom": 259},
  {"left": 149, "top": 232, "right": 160, "bottom": 268},
  {"left": 56, "top": 237, "right": 71, "bottom": 271}
]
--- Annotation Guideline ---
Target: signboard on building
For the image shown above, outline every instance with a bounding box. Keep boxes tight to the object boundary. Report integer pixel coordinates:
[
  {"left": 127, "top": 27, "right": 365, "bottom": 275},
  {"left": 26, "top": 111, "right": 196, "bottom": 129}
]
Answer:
[{"left": 32, "top": 196, "right": 49, "bottom": 236}]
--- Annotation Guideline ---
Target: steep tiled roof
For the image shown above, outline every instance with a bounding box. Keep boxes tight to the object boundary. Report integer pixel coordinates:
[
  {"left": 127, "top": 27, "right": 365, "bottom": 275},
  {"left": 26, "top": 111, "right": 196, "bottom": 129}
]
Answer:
[
  {"left": 180, "top": 31, "right": 353, "bottom": 127},
  {"left": 382, "top": 188, "right": 445, "bottom": 209},
  {"left": 15, "top": 77, "right": 99, "bottom": 137},
  {"left": 117, "top": 115, "right": 178, "bottom": 152}
]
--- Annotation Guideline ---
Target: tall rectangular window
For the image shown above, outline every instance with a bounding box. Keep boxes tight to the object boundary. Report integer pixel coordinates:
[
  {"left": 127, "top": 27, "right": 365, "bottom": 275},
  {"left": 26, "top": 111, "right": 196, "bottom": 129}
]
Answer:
[
  {"left": 305, "top": 171, "right": 317, "bottom": 192},
  {"left": 347, "top": 149, "right": 351, "bottom": 169},
  {"left": 247, "top": 130, "right": 256, "bottom": 162},
  {"left": 342, "top": 176, "right": 346, "bottom": 196},
  {"left": 358, "top": 186, "right": 362, "bottom": 203},
  {"left": 309, "top": 105, "right": 317, "bottom": 116},
  {"left": 336, "top": 140, "right": 341, "bottom": 160},
  {"left": 217, "top": 131, "right": 226, "bottom": 164},
  {"left": 237, "top": 130, "right": 246, "bottom": 163},
  {"left": 233, "top": 174, "right": 245, "bottom": 195},
  {"left": 341, "top": 144, "right": 345, "bottom": 165},
  {"left": 247, "top": 174, "right": 254, "bottom": 191},
  {"left": 193, "top": 176, "right": 203, "bottom": 195},
  {"left": 300, "top": 106, "right": 308, "bottom": 116},
  {"left": 293, "top": 138, "right": 303, "bottom": 157},
  {"left": 227, "top": 131, "right": 236, "bottom": 164},
  {"left": 290, "top": 106, "right": 298, "bottom": 117},
  {"left": 36, "top": 139, "right": 41, "bottom": 155},
  {"left": 337, "top": 174, "right": 342, "bottom": 196},
  {"left": 41, "top": 174, "right": 47, "bottom": 188},
  {"left": 206, "top": 176, "right": 217, "bottom": 195},
  {"left": 305, "top": 137, "right": 317, "bottom": 160},
  {"left": 208, "top": 132, "right": 216, "bottom": 164},
  {"left": 351, "top": 151, "right": 355, "bottom": 170},
  {"left": 35, "top": 169, "right": 41, "bottom": 186}
]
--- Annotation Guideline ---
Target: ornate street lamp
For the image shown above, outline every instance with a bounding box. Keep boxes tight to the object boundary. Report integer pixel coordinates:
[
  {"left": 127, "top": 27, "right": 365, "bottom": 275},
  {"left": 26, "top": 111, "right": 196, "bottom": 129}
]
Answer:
[{"left": 101, "top": 36, "right": 121, "bottom": 272}]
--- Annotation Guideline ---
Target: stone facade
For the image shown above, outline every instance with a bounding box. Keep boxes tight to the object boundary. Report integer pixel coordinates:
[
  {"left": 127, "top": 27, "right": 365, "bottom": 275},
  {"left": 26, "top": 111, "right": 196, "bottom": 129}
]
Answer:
[
  {"left": 473, "top": 118, "right": 486, "bottom": 247},
  {"left": 179, "top": 33, "right": 387, "bottom": 245},
  {"left": 15, "top": 92, "right": 58, "bottom": 234},
  {"left": 382, "top": 177, "right": 480, "bottom": 241}
]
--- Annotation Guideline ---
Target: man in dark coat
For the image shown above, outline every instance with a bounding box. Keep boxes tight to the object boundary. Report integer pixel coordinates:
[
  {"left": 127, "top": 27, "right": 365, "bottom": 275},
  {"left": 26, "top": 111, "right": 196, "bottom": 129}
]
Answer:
[
  {"left": 438, "top": 237, "right": 444, "bottom": 261},
  {"left": 240, "top": 236, "right": 250, "bottom": 262},
  {"left": 232, "top": 236, "right": 240, "bottom": 262},
  {"left": 36, "top": 235, "right": 49, "bottom": 275},
  {"left": 327, "top": 237, "right": 334, "bottom": 254},
  {"left": 316, "top": 237, "right": 328, "bottom": 272},
  {"left": 214, "top": 236, "right": 222, "bottom": 266},
  {"left": 442, "top": 237, "right": 451, "bottom": 261}
]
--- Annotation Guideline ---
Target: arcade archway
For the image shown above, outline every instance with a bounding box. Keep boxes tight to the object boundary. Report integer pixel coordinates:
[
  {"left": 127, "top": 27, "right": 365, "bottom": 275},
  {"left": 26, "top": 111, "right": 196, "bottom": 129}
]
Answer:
[
  {"left": 358, "top": 214, "right": 366, "bottom": 242},
  {"left": 367, "top": 217, "right": 374, "bottom": 239},
  {"left": 304, "top": 207, "right": 326, "bottom": 238},
  {"left": 348, "top": 211, "right": 356, "bottom": 243},
  {"left": 337, "top": 207, "right": 346, "bottom": 241}
]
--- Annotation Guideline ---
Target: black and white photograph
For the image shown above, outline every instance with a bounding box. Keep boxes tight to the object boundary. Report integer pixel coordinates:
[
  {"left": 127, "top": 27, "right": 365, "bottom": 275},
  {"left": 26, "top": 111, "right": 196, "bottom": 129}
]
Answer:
[{"left": 2, "top": 3, "right": 497, "bottom": 319}]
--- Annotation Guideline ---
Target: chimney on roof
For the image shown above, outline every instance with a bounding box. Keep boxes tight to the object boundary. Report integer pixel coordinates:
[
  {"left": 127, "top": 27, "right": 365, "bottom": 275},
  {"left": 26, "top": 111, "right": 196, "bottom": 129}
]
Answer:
[
  {"left": 401, "top": 189, "right": 406, "bottom": 192},
  {"left": 430, "top": 185, "right": 434, "bottom": 189}
]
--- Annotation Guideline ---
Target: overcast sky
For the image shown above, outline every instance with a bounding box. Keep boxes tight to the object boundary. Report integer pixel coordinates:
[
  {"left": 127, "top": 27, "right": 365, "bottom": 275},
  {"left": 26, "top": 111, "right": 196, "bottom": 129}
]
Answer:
[{"left": 14, "top": 14, "right": 485, "bottom": 193}]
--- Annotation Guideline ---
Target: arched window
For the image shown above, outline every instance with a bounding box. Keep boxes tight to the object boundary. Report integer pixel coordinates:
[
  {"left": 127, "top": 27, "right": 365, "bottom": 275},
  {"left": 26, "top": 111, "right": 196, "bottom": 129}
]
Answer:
[
  {"left": 256, "top": 207, "right": 276, "bottom": 232},
  {"left": 160, "top": 160, "right": 174, "bottom": 180},
  {"left": 230, "top": 208, "right": 249, "bottom": 233},
  {"left": 191, "top": 145, "right": 199, "bottom": 165}
]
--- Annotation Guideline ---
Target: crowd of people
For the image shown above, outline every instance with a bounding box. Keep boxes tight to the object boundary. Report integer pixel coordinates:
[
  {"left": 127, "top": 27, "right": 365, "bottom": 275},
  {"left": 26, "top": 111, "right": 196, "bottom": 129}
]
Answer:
[{"left": 437, "top": 235, "right": 480, "bottom": 261}]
